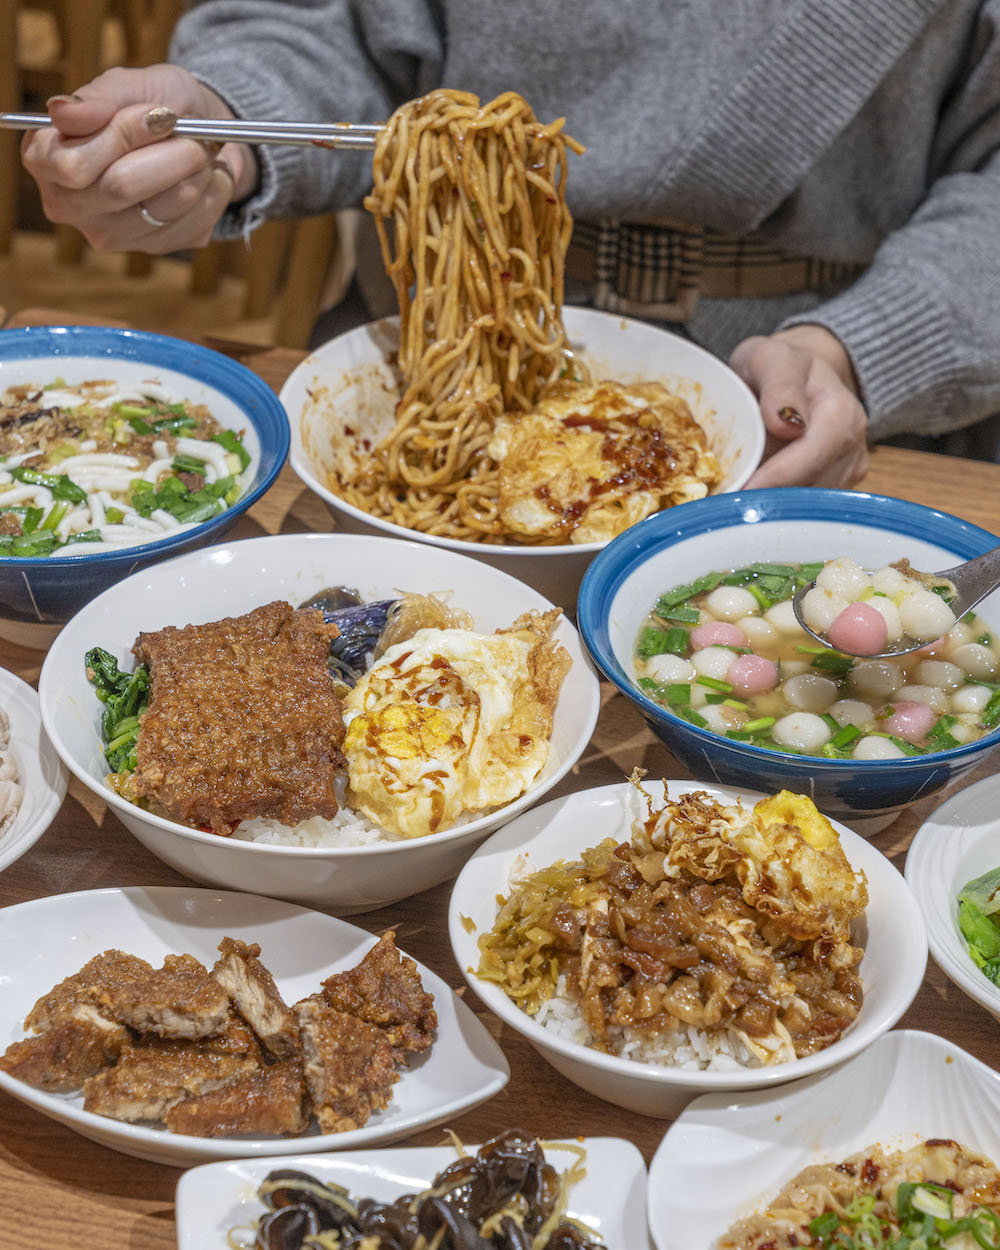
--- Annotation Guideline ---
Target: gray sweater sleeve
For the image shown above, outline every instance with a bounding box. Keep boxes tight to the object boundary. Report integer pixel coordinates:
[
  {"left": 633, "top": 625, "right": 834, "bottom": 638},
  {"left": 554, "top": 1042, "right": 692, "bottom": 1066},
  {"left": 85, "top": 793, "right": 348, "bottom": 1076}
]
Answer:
[
  {"left": 780, "top": 4, "right": 1000, "bottom": 441},
  {"left": 168, "top": 0, "right": 444, "bottom": 235},
  {"left": 782, "top": 154, "right": 1000, "bottom": 442}
]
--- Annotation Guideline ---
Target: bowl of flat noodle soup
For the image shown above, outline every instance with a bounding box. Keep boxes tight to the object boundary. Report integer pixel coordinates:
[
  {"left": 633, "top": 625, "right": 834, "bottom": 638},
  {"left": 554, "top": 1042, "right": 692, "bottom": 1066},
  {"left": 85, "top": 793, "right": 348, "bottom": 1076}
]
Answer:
[{"left": 281, "top": 90, "right": 762, "bottom": 610}]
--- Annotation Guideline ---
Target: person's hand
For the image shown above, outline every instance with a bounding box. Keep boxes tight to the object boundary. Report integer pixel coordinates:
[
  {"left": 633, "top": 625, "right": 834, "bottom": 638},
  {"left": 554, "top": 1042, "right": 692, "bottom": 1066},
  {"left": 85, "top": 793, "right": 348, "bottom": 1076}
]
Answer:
[
  {"left": 729, "top": 325, "right": 869, "bottom": 488},
  {"left": 22, "top": 65, "right": 260, "bottom": 255}
]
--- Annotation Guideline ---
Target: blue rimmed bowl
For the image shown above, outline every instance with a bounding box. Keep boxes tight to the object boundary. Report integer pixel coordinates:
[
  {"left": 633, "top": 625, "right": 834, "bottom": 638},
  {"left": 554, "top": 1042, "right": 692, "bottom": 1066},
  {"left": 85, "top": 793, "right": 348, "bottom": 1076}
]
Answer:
[
  {"left": 0, "top": 326, "right": 289, "bottom": 647},
  {"left": 577, "top": 488, "right": 1000, "bottom": 831}
]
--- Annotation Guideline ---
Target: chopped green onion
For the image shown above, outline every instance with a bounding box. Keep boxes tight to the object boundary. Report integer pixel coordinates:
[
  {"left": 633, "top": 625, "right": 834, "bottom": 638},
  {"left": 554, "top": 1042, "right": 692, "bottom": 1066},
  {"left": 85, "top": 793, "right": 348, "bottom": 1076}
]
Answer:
[
  {"left": 211, "top": 428, "right": 251, "bottom": 472},
  {"left": 663, "top": 627, "right": 690, "bottom": 656},
  {"left": 830, "top": 723, "right": 861, "bottom": 749},
  {"left": 658, "top": 604, "right": 700, "bottom": 624},
  {"left": 742, "top": 716, "right": 776, "bottom": 733},
  {"left": 695, "top": 675, "right": 733, "bottom": 693}
]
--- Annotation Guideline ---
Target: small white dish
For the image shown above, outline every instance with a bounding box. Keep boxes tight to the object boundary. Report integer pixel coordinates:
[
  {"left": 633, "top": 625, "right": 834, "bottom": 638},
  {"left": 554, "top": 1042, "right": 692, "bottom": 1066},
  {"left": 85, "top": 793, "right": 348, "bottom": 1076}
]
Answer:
[
  {"left": 176, "top": 1137, "right": 649, "bottom": 1250},
  {"left": 648, "top": 1030, "right": 1000, "bottom": 1250},
  {"left": 905, "top": 773, "right": 1000, "bottom": 1024},
  {"left": 0, "top": 667, "right": 67, "bottom": 874},
  {"left": 449, "top": 781, "right": 927, "bottom": 1119},
  {"left": 281, "top": 307, "right": 764, "bottom": 607},
  {"left": 38, "top": 532, "right": 600, "bottom": 912},
  {"left": 0, "top": 886, "right": 509, "bottom": 1166}
]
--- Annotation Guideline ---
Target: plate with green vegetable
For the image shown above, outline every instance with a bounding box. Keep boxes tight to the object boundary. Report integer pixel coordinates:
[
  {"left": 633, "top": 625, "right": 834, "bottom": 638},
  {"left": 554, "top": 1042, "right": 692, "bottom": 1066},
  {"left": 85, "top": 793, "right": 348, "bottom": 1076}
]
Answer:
[
  {"left": 905, "top": 773, "right": 1000, "bottom": 1024},
  {"left": 649, "top": 1029, "right": 1000, "bottom": 1250}
]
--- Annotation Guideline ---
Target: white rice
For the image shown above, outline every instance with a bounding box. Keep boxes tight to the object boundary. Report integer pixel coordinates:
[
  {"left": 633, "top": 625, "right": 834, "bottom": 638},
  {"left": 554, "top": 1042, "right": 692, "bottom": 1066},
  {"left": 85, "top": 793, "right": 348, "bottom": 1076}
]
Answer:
[
  {"left": 533, "top": 975, "right": 762, "bottom": 1071},
  {"left": 231, "top": 776, "right": 489, "bottom": 848}
]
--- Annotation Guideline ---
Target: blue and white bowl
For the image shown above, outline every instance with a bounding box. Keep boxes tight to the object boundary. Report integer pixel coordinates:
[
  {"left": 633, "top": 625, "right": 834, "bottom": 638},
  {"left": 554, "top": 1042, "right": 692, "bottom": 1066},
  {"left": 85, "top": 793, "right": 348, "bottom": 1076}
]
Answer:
[
  {"left": 577, "top": 488, "right": 1000, "bottom": 830},
  {"left": 0, "top": 326, "right": 289, "bottom": 646}
]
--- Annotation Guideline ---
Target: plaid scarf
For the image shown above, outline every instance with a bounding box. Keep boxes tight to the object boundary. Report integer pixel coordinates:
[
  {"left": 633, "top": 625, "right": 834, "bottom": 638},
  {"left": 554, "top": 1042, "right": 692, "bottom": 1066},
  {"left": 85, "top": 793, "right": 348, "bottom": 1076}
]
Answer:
[{"left": 567, "top": 219, "right": 868, "bottom": 321}]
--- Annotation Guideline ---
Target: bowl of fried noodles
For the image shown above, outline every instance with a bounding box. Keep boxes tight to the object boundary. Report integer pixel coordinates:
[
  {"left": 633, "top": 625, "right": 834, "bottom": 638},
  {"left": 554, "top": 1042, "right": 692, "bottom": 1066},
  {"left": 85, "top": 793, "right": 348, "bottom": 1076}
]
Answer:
[
  {"left": 449, "top": 778, "right": 926, "bottom": 1118},
  {"left": 281, "top": 89, "right": 763, "bottom": 610}
]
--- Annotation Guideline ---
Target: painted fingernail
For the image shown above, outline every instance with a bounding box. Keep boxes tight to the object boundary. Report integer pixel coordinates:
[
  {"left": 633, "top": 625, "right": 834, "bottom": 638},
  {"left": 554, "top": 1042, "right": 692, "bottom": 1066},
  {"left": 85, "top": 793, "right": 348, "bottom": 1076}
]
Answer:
[
  {"left": 144, "top": 106, "right": 177, "bottom": 135},
  {"left": 46, "top": 93, "right": 84, "bottom": 106},
  {"left": 779, "top": 406, "right": 805, "bottom": 427}
]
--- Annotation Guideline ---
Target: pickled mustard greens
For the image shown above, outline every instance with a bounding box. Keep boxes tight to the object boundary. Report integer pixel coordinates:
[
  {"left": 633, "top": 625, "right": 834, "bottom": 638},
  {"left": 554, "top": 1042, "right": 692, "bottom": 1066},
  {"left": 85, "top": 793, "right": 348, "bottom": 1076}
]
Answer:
[
  {"left": 958, "top": 866, "right": 1000, "bottom": 985},
  {"left": 635, "top": 560, "right": 1000, "bottom": 759}
]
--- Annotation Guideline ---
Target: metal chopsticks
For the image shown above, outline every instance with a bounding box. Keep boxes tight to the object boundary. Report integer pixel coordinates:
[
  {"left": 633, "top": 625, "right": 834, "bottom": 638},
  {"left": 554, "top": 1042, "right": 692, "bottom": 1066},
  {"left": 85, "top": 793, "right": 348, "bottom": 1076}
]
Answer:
[{"left": 0, "top": 112, "right": 380, "bottom": 149}]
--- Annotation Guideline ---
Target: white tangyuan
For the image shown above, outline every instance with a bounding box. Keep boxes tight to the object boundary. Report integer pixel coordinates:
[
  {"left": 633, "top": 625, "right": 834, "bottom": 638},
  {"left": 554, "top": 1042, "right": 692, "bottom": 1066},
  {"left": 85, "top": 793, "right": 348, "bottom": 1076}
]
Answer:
[
  {"left": 817, "top": 557, "right": 871, "bottom": 600},
  {"left": 801, "top": 586, "right": 848, "bottom": 634},
  {"left": 897, "top": 589, "right": 957, "bottom": 641},
  {"left": 951, "top": 684, "right": 992, "bottom": 715},
  {"left": 704, "top": 585, "right": 760, "bottom": 621},
  {"left": 849, "top": 660, "right": 902, "bottom": 698},
  {"left": 690, "top": 647, "right": 736, "bottom": 681},
  {"left": 943, "top": 621, "right": 978, "bottom": 653},
  {"left": 915, "top": 660, "right": 964, "bottom": 691},
  {"left": 950, "top": 642, "right": 999, "bottom": 680},
  {"left": 764, "top": 600, "right": 803, "bottom": 634},
  {"left": 829, "top": 698, "right": 875, "bottom": 727},
  {"left": 895, "top": 684, "right": 949, "bottom": 715},
  {"left": 782, "top": 673, "right": 839, "bottom": 713},
  {"left": 739, "top": 615, "right": 777, "bottom": 648},
  {"left": 772, "top": 712, "right": 832, "bottom": 751},
  {"left": 949, "top": 719, "right": 981, "bottom": 744},
  {"left": 701, "top": 704, "right": 747, "bottom": 734},
  {"left": 865, "top": 597, "right": 903, "bottom": 644},
  {"left": 872, "top": 566, "right": 912, "bottom": 597},
  {"left": 647, "top": 654, "right": 695, "bottom": 684},
  {"left": 853, "top": 735, "right": 907, "bottom": 760}
]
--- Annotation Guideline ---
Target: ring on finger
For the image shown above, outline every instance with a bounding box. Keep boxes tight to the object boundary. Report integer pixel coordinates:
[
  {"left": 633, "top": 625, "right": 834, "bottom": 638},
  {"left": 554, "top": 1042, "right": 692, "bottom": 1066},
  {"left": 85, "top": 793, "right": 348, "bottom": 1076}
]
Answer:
[{"left": 137, "top": 202, "right": 167, "bottom": 229}]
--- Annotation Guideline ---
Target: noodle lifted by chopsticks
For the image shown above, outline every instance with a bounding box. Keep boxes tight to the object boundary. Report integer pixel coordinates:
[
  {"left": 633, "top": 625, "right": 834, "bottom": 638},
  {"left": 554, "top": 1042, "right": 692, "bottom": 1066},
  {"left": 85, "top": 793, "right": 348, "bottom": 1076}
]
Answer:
[{"left": 342, "top": 89, "right": 585, "bottom": 541}]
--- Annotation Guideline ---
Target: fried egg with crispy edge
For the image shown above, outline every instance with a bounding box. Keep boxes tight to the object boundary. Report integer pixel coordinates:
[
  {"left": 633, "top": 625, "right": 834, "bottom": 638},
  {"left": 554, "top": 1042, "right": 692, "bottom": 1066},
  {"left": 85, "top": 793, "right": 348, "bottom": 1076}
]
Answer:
[{"left": 341, "top": 609, "right": 570, "bottom": 838}]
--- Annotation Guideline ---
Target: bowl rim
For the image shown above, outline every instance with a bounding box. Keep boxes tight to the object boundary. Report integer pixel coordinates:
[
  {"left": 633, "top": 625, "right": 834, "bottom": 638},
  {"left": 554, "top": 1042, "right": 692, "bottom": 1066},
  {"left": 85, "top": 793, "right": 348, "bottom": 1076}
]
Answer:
[
  {"left": 0, "top": 324, "right": 290, "bottom": 567},
  {"left": 577, "top": 486, "right": 1000, "bottom": 770},
  {"left": 0, "top": 666, "right": 68, "bottom": 874},
  {"left": 449, "top": 778, "right": 929, "bottom": 1090},
  {"left": 38, "top": 530, "right": 602, "bottom": 859},
  {"left": 904, "top": 772, "right": 1000, "bottom": 1020},
  {"left": 281, "top": 306, "right": 764, "bottom": 558}
]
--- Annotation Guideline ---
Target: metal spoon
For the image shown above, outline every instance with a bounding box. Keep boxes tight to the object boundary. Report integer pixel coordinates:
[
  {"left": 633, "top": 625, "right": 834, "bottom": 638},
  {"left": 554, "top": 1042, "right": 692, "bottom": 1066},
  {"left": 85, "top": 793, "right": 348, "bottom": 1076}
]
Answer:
[{"left": 792, "top": 545, "right": 1000, "bottom": 659}]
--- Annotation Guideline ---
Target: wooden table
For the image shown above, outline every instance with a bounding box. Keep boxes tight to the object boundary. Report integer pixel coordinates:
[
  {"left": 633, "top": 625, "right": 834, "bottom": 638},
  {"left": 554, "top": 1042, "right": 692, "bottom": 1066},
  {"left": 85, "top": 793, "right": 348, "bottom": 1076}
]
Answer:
[{"left": 3, "top": 332, "right": 1000, "bottom": 1248}]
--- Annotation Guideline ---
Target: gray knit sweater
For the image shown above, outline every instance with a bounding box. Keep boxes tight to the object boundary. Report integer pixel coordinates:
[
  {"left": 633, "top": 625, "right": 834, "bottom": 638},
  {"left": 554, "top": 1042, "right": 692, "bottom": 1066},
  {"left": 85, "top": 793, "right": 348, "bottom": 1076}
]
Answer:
[{"left": 171, "top": 0, "right": 1000, "bottom": 442}]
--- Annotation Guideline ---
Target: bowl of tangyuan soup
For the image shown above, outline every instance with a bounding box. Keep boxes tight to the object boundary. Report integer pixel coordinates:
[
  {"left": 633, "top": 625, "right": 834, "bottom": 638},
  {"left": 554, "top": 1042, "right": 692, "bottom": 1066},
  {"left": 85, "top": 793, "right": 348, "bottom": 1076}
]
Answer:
[{"left": 577, "top": 488, "right": 1000, "bottom": 830}]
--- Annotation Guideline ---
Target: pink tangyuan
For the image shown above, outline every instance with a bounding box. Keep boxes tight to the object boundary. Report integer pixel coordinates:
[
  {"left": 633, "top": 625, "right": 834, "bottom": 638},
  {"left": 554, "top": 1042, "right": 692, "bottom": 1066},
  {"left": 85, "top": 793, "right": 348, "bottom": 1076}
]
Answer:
[
  {"left": 728, "top": 653, "right": 779, "bottom": 694},
  {"left": 690, "top": 622, "right": 747, "bottom": 650},
  {"left": 827, "top": 602, "right": 889, "bottom": 657},
  {"left": 879, "top": 700, "right": 937, "bottom": 743}
]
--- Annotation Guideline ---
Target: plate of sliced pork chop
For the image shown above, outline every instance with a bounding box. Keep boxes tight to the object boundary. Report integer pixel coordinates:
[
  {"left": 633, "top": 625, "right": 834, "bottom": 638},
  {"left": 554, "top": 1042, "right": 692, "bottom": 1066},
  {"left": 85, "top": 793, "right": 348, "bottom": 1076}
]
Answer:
[{"left": 0, "top": 886, "right": 509, "bottom": 1165}]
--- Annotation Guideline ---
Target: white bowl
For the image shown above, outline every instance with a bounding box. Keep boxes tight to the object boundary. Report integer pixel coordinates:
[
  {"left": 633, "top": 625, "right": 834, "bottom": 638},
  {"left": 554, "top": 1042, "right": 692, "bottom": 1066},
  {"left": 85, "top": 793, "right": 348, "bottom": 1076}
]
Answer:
[
  {"left": 0, "top": 886, "right": 509, "bottom": 1166},
  {"left": 0, "top": 667, "right": 67, "bottom": 874},
  {"left": 449, "top": 780, "right": 927, "bottom": 1119},
  {"left": 281, "top": 307, "right": 764, "bottom": 607},
  {"left": 176, "top": 1137, "right": 650, "bottom": 1250},
  {"left": 37, "top": 532, "right": 600, "bottom": 912},
  {"left": 905, "top": 773, "right": 1000, "bottom": 1024},
  {"left": 648, "top": 1030, "right": 1000, "bottom": 1250}
]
